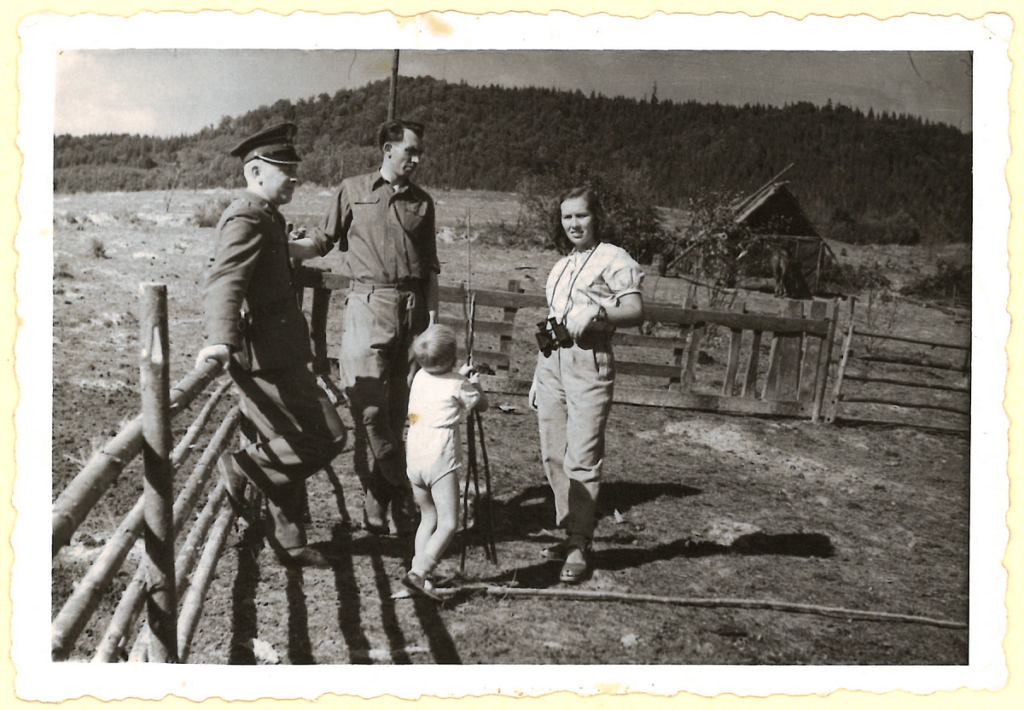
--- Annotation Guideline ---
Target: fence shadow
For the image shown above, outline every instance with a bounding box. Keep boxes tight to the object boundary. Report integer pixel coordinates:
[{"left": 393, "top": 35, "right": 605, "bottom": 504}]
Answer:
[
  {"left": 328, "top": 525, "right": 374, "bottom": 664},
  {"left": 285, "top": 567, "right": 315, "bottom": 664},
  {"left": 227, "top": 535, "right": 262, "bottom": 665},
  {"left": 367, "top": 549, "right": 412, "bottom": 664},
  {"left": 410, "top": 596, "right": 462, "bottom": 664}
]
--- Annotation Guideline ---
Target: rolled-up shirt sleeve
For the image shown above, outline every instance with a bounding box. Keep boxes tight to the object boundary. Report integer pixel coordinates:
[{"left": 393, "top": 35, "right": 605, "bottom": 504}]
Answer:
[
  {"left": 422, "top": 197, "right": 440, "bottom": 274},
  {"left": 313, "top": 183, "right": 352, "bottom": 257}
]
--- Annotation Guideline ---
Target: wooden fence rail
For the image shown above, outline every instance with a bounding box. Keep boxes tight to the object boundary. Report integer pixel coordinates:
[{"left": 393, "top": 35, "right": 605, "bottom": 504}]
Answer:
[
  {"left": 51, "top": 399, "right": 240, "bottom": 661},
  {"left": 91, "top": 408, "right": 241, "bottom": 662},
  {"left": 825, "top": 306, "right": 970, "bottom": 431},
  {"left": 53, "top": 267, "right": 970, "bottom": 663},
  {"left": 52, "top": 281, "right": 242, "bottom": 662},
  {"left": 51, "top": 357, "right": 224, "bottom": 557},
  {"left": 294, "top": 266, "right": 840, "bottom": 422}
]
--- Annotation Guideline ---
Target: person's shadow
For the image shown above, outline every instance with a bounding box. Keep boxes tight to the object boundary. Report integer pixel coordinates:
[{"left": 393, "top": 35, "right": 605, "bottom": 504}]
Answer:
[
  {"left": 479, "top": 531, "right": 836, "bottom": 589},
  {"left": 496, "top": 480, "right": 702, "bottom": 541}
]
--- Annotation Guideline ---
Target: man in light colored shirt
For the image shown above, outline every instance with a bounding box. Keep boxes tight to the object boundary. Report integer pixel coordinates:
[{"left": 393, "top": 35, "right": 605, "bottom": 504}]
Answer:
[{"left": 291, "top": 120, "right": 439, "bottom": 534}]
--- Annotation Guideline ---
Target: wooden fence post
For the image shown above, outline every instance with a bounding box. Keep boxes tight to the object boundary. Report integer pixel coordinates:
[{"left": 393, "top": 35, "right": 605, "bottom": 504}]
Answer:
[
  {"left": 799, "top": 300, "right": 828, "bottom": 403},
  {"left": 139, "top": 283, "right": 178, "bottom": 663},
  {"left": 721, "top": 301, "right": 746, "bottom": 396},
  {"left": 811, "top": 299, "right": 841, "bottom": 422},
  {"left": 502, "top": 280, "right": 521, "bottom": 371}
]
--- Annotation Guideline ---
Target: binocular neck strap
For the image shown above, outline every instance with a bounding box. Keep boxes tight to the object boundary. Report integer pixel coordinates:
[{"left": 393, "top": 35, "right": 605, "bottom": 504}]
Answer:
[{"left": 552, "top": 246, "right": 599, "bottom": 320}]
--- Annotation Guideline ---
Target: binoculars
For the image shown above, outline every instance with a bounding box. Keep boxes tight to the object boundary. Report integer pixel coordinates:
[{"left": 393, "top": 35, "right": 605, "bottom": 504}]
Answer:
[{"left": 535, "top": 317, "right": 573, "bottom": 356}]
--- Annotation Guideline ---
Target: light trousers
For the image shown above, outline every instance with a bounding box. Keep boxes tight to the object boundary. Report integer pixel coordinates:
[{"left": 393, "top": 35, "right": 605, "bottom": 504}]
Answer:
[
  {"left": 340, "top": 283, "right": 428, "bottom": 514},
  {"left": 534, "top": 334, "right": 615, "bottom": 539}
]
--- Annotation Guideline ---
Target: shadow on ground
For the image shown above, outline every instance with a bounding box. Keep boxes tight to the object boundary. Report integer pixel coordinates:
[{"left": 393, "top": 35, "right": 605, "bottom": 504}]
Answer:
[{"left": 480, "top": 532, "right": 836, "bottom": 589}]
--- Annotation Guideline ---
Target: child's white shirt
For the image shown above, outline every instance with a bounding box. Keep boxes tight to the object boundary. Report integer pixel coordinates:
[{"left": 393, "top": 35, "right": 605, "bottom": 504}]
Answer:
[{"left": 407, "top": 370, "right": 482, "bottom": 483}]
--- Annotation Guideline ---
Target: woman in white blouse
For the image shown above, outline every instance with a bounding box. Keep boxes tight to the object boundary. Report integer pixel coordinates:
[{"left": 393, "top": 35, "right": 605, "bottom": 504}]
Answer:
[{"left": 529, "top": 187, "right": 645, "bottom": 583}]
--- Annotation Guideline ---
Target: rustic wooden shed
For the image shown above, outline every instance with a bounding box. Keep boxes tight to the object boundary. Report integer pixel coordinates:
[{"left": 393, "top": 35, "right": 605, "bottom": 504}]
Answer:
[{"left": 731, "top": 178, "right": 838, "bottom": 297}]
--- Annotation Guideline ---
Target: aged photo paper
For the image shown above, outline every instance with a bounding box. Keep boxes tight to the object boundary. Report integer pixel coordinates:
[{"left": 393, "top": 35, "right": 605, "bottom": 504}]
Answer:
[{"left": 3, "top": 2, "right": 1017, "bottom": 708}]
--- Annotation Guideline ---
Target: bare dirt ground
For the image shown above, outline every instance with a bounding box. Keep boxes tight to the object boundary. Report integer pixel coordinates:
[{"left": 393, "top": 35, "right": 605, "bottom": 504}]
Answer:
[{"left": 50, "top": 187, "right": 969, "bottom": 664}]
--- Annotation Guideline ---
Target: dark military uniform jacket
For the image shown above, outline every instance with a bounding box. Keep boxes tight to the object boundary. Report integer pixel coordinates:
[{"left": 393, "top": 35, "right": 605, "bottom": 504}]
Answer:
[{"left": 203, "top": 190, "right": 311, "bottom": 372}]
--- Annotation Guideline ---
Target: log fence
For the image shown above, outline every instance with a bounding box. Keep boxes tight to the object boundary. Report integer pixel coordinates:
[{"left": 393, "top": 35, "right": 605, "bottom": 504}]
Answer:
[
  {"left": 52, "top": 267, "right": 969, "bottom": 662},
  {"left": 52, "top": 284, "right": 240, "bottom": 662},
  {"left": 825, "top": 298, "right": 971, "bottom": 432}
]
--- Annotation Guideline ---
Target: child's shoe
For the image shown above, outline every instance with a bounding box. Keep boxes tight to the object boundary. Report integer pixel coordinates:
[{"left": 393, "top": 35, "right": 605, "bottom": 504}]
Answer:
[{"left": 402, "top": 571, "right": 443, "bottom": 601}]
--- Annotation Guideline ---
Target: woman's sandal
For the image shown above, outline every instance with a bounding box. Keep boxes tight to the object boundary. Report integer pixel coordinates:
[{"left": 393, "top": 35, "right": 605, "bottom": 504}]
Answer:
[
  {"left": 541, "top": 541, "right": 569, "bottom": 561},
  {"left": 559, "top": 546, "right": 591, "bottom": 584}
]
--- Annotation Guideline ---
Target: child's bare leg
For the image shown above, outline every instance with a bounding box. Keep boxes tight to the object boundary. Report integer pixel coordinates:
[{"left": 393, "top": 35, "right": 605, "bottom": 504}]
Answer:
[
  {"left": 411, "top": 481, "right": 436, "bottom": 575},
  {"left": 423, "top": 470, "right": 461, "bottom": 565}
]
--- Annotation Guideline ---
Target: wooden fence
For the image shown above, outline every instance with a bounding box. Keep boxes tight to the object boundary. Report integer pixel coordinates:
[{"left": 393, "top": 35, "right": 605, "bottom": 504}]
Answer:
[
  {"left": 294, "top": 266, "right": 841, "bottom": 422},
  {"left": 51, "top": 284, "right": 239, "bottom": 662},
  {"left": 826, "top": 299, "right": 971, "bottom": 433},
  {"left": 51, "top": 270, "right": 968, "bottom": 662}
]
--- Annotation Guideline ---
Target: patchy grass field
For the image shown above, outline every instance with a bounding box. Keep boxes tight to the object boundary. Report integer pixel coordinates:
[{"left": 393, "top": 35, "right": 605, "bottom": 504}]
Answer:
[{"left": 51, "top": 186, "right": 969, "bottom": 665}]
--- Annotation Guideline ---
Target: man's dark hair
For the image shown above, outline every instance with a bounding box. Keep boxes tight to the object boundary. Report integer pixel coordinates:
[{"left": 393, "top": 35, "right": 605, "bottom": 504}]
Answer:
[
  {"left": 378, "top": 119, "right": 425, "bottom": 148},
  {"left": 551, "top": 186, "right": 607, "bottom": 254}
]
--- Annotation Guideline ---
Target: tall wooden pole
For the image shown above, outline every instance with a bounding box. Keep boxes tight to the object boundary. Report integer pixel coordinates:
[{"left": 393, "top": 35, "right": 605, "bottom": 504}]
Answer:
[
  {"left": 139, "top": 283, "right": 178, "bottom": 663},
  {"left": 388, "top": 49, "right": 400, "bottom": 120}
]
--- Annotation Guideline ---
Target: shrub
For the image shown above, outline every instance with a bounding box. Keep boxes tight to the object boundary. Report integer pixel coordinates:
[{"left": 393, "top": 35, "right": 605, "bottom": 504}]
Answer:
[
  {"left": 54, "top": 256, "right": 74, "bottom": 279},
  {"left": 113, "top": 209, "right": 150, "bottom": 226},
  {"left": 191, "top": 196, "right": 232, "bottom": 228},
  {"left": 90, "top": 237, "right": 108, "bottom": 259},
  {"left": 516, "top": 164, "right": 672, "bottom": 263},
  {"left": 831, "top": 261, "right": 892, "bottom": 293},
  {"left": 903, "top": 259, "right": 972, "bottom": 307},
  {"left": 472, "top": 218, "right": 548, "bottom": 250},
  {"left": 827, "top": 210, "right": 921, "bottom": 246}
]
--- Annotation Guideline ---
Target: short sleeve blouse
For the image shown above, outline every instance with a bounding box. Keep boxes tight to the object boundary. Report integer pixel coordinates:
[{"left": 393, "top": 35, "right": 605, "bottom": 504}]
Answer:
[{"left": 545, "top": 242, "right": 645, "bottom": 325}]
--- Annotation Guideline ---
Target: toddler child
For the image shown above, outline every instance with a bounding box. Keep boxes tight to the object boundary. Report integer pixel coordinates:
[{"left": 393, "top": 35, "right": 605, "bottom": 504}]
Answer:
[{"left": 403, "top": 324, "right": 489, "bottom": 600}]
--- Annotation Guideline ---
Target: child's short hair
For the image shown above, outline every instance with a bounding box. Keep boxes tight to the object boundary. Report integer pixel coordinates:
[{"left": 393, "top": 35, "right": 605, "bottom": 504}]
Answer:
[{"left": 412, "top": 324, "right": 458, "bottom": 374}]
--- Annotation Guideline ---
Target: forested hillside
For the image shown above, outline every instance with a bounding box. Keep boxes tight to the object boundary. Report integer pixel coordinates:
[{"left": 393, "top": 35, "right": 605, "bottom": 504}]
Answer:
[{"left": 54, "top": 76, "right": 971, "bottom": 243}]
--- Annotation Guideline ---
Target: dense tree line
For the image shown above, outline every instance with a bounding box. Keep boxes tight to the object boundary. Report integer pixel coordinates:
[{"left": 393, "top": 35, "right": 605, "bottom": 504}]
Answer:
[{"left": 54, "top": 76, "right": 972, "bottom": 243}]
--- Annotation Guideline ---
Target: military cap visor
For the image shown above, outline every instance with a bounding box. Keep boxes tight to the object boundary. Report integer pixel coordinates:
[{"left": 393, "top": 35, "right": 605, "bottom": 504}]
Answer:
[{"left": 230, "top": 122, "right": 302, "bottom": 164}]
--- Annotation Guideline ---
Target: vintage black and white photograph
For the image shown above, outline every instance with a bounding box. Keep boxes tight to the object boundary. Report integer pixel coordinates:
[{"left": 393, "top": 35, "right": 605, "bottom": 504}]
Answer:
[{"left": 13, "top": 9, "right": 1010, "bottom": 701}]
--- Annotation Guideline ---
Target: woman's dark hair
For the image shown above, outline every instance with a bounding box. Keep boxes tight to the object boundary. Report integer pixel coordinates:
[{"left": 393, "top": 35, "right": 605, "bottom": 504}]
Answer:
[
  {"left": 551, "top": 186, "right": 607, "bottom": 254},
  {"left": 378, "top": 119, "right": 425, "bottom": 149}
]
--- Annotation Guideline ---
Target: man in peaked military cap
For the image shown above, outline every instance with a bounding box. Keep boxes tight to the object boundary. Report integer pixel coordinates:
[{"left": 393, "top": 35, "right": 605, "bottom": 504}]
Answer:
[{"left": 195, "top": 122, "right": 347, "bottom": 568}]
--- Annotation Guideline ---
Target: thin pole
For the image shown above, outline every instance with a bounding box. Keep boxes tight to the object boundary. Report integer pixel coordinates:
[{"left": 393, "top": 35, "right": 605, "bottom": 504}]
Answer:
[
  {"left": 139, "top": 283, "right": 178, "bottom": 663},
  {"left": 437, "top": 585, "right": 967, "bottom": 630},
  {"left": 388, "top": 49, "right": 400, "bottom": 121},
  {"left": 466, "top": 209, "right": 472, "bottom": 294}
]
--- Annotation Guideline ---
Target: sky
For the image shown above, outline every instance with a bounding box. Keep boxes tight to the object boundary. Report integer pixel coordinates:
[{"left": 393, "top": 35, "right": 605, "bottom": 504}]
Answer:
[{"left": 53, "top": 49, "right": 973, "bottom": 137}]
